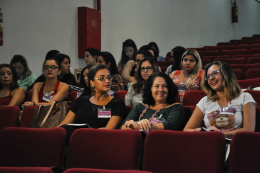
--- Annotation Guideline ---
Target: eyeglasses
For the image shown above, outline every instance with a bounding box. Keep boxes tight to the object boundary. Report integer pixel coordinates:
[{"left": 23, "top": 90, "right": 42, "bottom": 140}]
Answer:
[
  {"left": 13, "top": 67, "right": 24, "bottom": 71},
  {"left": 140, "top": 66, "right": 153, "bottom": 72},
  {"left": 94, "top": 75, "right": 112, "bottom": 82},
  {"left": 0, "top": 72, "right": 12, "bottom": 76},
  {"left": 205, "top": 70, "right": 220, "bottom": 81},
  {"left": 43, "top": 65, "right": 58, "bottom": 70}
]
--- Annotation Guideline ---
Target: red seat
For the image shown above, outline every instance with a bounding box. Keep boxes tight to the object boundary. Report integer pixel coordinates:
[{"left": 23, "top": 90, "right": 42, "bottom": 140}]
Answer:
[
  {"left": 249, "top": 48, "right": 260, "bottom": 55},
  {"left": 24, "top": 91, "right": 32, "bottom": 102},
  {"left": 0, "top": 106, "right": 20, "bottom": 134},
  {"left": 201, "top": 59, "right": 211, "bottom": 66},
  {"left": 115, "top": 90, "right": 127, "bottom": 101},
  {"left": 198, "top": 50, "right": 219, "bottom": 57},
  {"left": 209, "top": 45, "right": 235, "bottom": 51},
  {"left": 237, "top": 78, "right": 260, "bottom": 89},
  {"left": 160, "top": 66, "right": 167, "bottom": 73},
  {"left": 233, "top": 54, "right": 260, "bottom": 62},
  {"left": 20, "top": 106, "right": 38, "bottom": 127},
  {"left": 67, "top": 91, "right": 78, "bottom": 104},
  {"left": 216, "top": 42, "right": 234, "bottom": 46},
  {"left": 165, "top": 57, "right": 170, "bottom": 61},
  {"left": 243, "top": 90, "right": 260, "bottom": 106},
  {"left": 183, "top": 90, "right": 207, "bottom": 107},
  {"left": 142, "top": 131, "right": 226, "bottom": 173},
  {"left": 230, "top": 63, "right": 260, "bottom": 74},
  {"left": 64, "top": 168, "right": 152, "bottom": 173},
  {"left": 229, "top": 132, "right": 260, "bottom": 173},
  {"left": 126, "top": 105, "right": 133, "bottom": 115},
  {"left": 0, "top": 127, "right": 66, "bottom": 167},
  {"left": 213, "top": 58, "right": 246, "bottom": 64},
  {"left": 247, "top": 57, "right": 260, "bottom": 64},
  {"left": 245, "top": 69, "right": 260, "bottom": 79},
  {"left": 237, "top": 45, "right": 260, "bottom": 53},
  {"left": 220, "top": 49, "right": 247, "bottom": 58},
  {"left": 157, "top": 61, "right": 171, "bottom": 67},
  {"left": 183, "top": 106, "right": 195, "bottom": 125},
  {"left": 233, "top": 69, "right": 244, "bottom": 80},
  {"left": 202, "top": 55, "right": 230, "bottom": 61},
  {"left": 0, "top": 167, "right": 53, "bottom": 173},
  {"left": 165, "top": 52, "right": 171, "bottom": 58},
  {"left": 66, "top": 129, "right": 142, "bottom": 170}
]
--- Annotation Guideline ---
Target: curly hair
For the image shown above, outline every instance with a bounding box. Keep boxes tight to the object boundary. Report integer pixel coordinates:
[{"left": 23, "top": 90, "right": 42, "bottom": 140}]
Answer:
[
  {"left": 204, "top": 61, "right": 241, "bottom": 101},
  {"left": 142, "top": 72, "right": 178, "bottom": 106}
]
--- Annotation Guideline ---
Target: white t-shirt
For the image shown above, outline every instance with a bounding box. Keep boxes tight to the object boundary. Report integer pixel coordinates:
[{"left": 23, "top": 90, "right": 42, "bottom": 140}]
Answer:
[
  {"left": 197, "top": 92, "right": 256, "bottom": 132},
  {"left": 125, "top": 82, "right": 143, "bottom": 107}
]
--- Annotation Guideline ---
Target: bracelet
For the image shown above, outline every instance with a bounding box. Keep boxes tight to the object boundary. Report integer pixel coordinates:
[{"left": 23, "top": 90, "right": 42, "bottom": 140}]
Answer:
[{"left": 32, "top": 101, "right": 35, "bottom": 106}]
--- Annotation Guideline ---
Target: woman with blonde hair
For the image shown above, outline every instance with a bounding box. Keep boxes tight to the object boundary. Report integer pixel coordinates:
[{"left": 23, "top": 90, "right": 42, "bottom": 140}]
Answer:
[
  {"left": 184, "top": 61, "right": 255, "bottom": 134},
  {"left": 170, "top": 49, "right": 204, "bottom": 103}
]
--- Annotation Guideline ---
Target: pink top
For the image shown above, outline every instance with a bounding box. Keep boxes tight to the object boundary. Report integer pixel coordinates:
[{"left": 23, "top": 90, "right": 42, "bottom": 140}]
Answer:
[{"left": 173, "top": 70, "right": 204, "bottom": 102}]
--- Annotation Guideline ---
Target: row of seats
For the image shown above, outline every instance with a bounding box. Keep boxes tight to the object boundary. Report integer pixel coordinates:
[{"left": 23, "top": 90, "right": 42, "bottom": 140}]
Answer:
[{"left": 0, "top": 127, "right": 259, "bottom": 173}]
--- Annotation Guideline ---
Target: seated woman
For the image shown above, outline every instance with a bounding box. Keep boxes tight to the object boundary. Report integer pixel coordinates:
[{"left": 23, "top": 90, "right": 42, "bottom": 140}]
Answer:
[
  {"left": 22, "top": 58, "right": 69, "bottom": 106},
  {"left": 148, "top": 42, "right": 165, "bottom": 61},
  {"left": 122, "top": 50, "right": 153, "bottom": 84},
  {"left": 10, "top": 55, "right": 37, "bottom": 91},
  {"left": 59, "top": 64, "right": 127, "bottom": 142},
  {"left": 77, "top": 65, "right": 93, "bottom": 98},
  {"left": 0, "top": 64, "right": 25, "bottom": 106},
  {"left": 184, "top": 61, "right": 256, "bottom": 134},
  {"left": 170, "top": 49, "right": 204, "bottom": 103},
  {"left": 97, "top": 51, "right": 124, "bottom": 91},
  {"left": 118, "top": 39, "right": 138, "bottom": 74},
  {"left": 121, "top": 72, "right": 185, "bottom": 131},
  {"left": 165, "top": 46, "right": 186, "bottom": 76},
  {"left": 125, "top": 57, "right": 160, "bottom": 107},
  {"left": 53, "top": 54, "right": 77, "bottom": 86}
]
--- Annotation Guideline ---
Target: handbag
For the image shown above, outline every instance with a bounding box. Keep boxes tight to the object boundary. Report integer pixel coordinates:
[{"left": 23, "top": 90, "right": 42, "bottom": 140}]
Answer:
[{"left": 31, "top": 101, "right": 70, "bottom": 128}]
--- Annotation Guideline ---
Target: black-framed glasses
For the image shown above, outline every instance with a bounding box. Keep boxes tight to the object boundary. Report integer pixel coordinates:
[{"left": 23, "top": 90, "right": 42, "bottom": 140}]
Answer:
[
  {"left": 94, "top": 75, "right": 112, "bottom": 82},
  {"left": 43, "top": 65, "right": 58, "bottom": 70},
  {"left": 140, "top": 66, "right": 153, "bottom": 72},
  {"left": 205, "top": 70, "right": 220, "bottom": 81}
]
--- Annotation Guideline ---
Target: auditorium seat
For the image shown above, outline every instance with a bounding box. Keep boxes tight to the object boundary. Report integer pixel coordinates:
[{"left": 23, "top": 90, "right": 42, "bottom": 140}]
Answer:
[
  {"left": 24, "top": 91, "right": 32, "bottom": 102},
  {"left": 182, "top": 90, "right": 207, "bottom": 107},
  {"left": 115, "top": 90, "right": 127, "bottom": 101},
  {"left": 64, "top": 168, "right": 152, "bottom": 173},
  {"left": 213, "top": 58, "right": 246, "bottom": 64},
  {"left": 66, "top": 91, "right": 78, "bottom": 104},
  {"left": 201, "top": 59, "right": 211, "bottom": 66},
  {"left": 233, "top": 54, "right": 260, "bottom": 62},
  {"left": 209, "top": 45, "right": 235, "bottom": 51},
  {"left": 20, "top": 106, "right": 38, "bottom": 127},
  {"left": 229, "top": 132, "right": 260, "bottom": 173},
  {"left": 237, "top": 78, "right": 260, "bottom": 89},
  {"left": 142, "top": 130, "right": 226, "bottom": 173},
  {"left": 202, "top": 55, "right": 230, "bottom": 61},
  {"left": 220, "top": 49, "right": 247, "bottom": 58},
  {"left": 237, "top": 45, "right": 260, "bottom": 53},
  {"left": 233, "top": 69, "right": 244, "bottom": 80},
  {"left": 126, "top": 105, "right": 133, "bottom": 115},
  {"left": 0, "top": 127, "right": 66, "bottom": 167},
  {"left": 157, "top": 61, "right": 171, "bottom": 67},
  {"left": 0, "top": 167, "right": 53, "bottom": 173},
  {"left": 245, "top": 69, "right": 260, "bottom": 79},
  {"left": 247, "top": 57, "right": 260, "bottom": 64},
  {"left": 65, "top": 129, "right": 142, "bottom": 170},
  {"left": 249, "top": 48, "right": 260, "bottom": 55},
  {"left": 0, "top": 106, "right": 20, "bottom": 134},
  {"left": 243, "top": 90, "right": 260, "bottom": 106},
  {"left": 160, "top": 66, "right": 167, "bottom": 73},
  {"left": 198, "top": 50, "right": 219, "bottom": 57},
  {"left": 230, "top": 64, "right": 260, "bottom": 74},
  {"left": 165, "top": 52, "right": 171, "bottom": 58}
]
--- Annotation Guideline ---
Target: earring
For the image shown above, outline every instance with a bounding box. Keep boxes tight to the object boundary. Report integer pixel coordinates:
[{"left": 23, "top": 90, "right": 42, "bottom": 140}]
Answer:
[{"left": 91, "top": 86, "right": 96, "bottom": 95}]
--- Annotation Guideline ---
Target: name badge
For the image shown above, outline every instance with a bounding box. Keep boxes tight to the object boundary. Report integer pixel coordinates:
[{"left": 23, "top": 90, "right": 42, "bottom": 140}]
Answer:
[
  {"left": 150, "top": 114, "right": 165, "bottom": 124},
  {"left": 42, "top": 92, "right": 54, "bottom": 102},
  {"left": 98, "top": 106, "right": 111, "bottom": 118}
]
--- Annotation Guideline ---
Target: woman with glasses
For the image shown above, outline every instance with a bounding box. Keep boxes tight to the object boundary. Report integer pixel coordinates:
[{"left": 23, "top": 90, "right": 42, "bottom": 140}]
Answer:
[
  {"left": 96, "top": 51, "right": 124, "bottom": 91},
  {"left": 121, "top": 72, "right": 185, "bottom": 131},
  {"left": 125, "top": 57, "right": 160, "bottom": 107},
  {"left": 184, "top": 61, "right": 256, "bottom": 134},
  {"left": 10, "top": 55, "right": 37, "bottom": 91},
  {"left": 22, "top": 58, "right": 69, "bottom": 106},
  {"left": 60, "top": 64, "right": 127, "bottom": 143},
  {"left": 0, "top": 64, "right": 25, "bottom": 106},
  {"left": 170, "top": 49, "right": 204, "bottom": 103}
]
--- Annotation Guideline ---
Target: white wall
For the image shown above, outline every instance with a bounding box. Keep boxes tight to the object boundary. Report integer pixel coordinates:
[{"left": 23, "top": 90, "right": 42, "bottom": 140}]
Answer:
[{"left": 0, "top": 0, "right": 260, "bottom": 76}]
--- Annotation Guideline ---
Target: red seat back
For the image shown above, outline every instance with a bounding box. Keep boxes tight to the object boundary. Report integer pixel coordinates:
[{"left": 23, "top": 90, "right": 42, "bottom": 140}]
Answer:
[
  {"left": 233, "top": 69, "right": 244, "bottom": 80},
  {"left": 220, "top": 49, "right": 247, "bottom": 58},
  {"left": 0, "top": 106, "right": 20, "bottom": 133},
  {"left": 247, "top": 57, "right": 260, "bottom": 64},
  {"left": 229, "top": 132, "right": 260, "bottom": 173},
  {"left": 24, "top": 91, "right": 33, "bottom": 102},
  {"left": 0, "top": 167, "right": 53, "bottom": 173},
  {"left": 249, "top": 48, "right": 260, "bottom": 55},
  {"left": 245, "top": 69, "right": 260, "bottom": 79},
  {"left": 20, "top": 106, "right": 38, "bottom": 127},
  {"left": 202, "top": 55, "right": 230, "bottom": 61},
  {"left": 160, "top": 66, "right": 167, "bottom": 73},
  {"left": 143, "top": 131, "right": 226, "bottom": 173},
  {"left": 201, "top": 59, "right": 211, "bottom": 66},
  {"left": 115, "top": 90, "right": 127, "bottom": 101},
  {"left": 165, "top": 52, "right": 171, "bottom": 58},
  {"left": 66, "top": 129, "right": 142, "bottom": 170},
  {"left": 209, "top": 45, "right": 235, "bottom": 51},
  {"left": 67, "top": 91, "right": 78, "bottom": 104},
  {"left": 157, "top": 61, "right": 171, "bottom": 67},
  {"left": 214, "top": 58, "right": 246, "bottom": 64},
  {"left": 237, "top": 78, "right": 260, "bottom": 89},
  {"left": 198, "top": 50, "right": 219, "bottom": 57},
  {"left": 0, "top": 127, "right": 66, "bottom": 167},
  {"left": 183, "top": 90, "right": 207, "bottom": 106},
  {"left": 230, "top": 64, "right": 260, "bottom": 74},
  {"left": 64, "top": 168, "right": 152, "bottom": 173},
  {"left": 243, "top": 90, "right": 260, "bottom": 106}
]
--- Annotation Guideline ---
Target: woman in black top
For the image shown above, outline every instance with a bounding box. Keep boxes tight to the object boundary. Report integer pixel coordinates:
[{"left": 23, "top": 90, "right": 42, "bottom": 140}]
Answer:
[{"left": 60, "top": 64, "right": 127, "bottom": 142}]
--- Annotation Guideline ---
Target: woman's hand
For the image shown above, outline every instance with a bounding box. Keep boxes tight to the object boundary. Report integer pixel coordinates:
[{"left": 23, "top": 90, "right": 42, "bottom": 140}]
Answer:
[
  {"left": 207, "top": 126, "right": 220, "bottom": 131},
  {"left": 22, "top": 101, "right": 34, "bottom": 107},
  {"left": 137, "top": 119, "right": 151, "bottom": 131},
  {"left": 124, "top": 120, "right": 139, "bottom": 129},
  {"left": 192, "top": 128, "right": 201, "bottom": 132}
]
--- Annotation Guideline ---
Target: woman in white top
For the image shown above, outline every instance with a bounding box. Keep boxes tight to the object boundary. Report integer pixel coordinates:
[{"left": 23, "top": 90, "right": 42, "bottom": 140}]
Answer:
[
  {"left": 184, "top": 61, "right": 256, "bottom": 135},
  {"left": 125, "top": 57, "right": 160, "bottom": 107}
]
